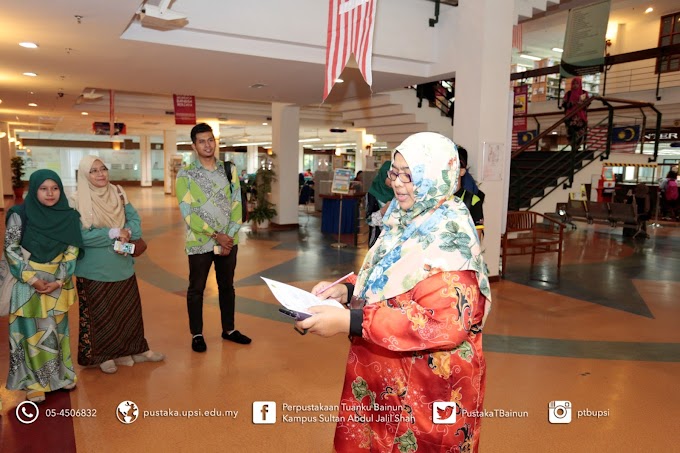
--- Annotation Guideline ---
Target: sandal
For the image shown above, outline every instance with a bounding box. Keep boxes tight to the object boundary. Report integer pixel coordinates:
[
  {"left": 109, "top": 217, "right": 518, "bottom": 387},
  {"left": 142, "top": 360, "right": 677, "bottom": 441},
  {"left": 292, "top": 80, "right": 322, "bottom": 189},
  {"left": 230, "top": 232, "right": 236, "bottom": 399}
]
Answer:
[
  {"left": 132, "top": 350, "right": 165, "bottom": 363},
  {"left": 99, "top": 360, "right": 118, "bottom": 374},
  {"left": 26, "top": 390, "right": 46, "bottom": 403}
]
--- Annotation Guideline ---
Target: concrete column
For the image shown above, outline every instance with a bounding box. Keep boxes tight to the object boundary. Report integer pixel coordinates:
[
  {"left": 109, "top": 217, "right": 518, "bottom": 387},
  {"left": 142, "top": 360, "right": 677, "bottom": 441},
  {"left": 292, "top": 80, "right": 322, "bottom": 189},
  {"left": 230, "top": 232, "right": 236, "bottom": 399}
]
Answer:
[
  {"left": 452, "top": 0, "right": 514, "bottom": 278},
  {"left": 271, "top": 102, "right": 300, "bottom": 226},
  {"left": 163, "top": 130, "right": 177, "bottom": 194},
  {"left": 0, "top": 123, "right": 11, "bottom": 202},
  {"left": 139, "top": 135, "right": 152, "bottom": 187},
  {"left": 246, "top": 145, "right": 259, "bottom": 174}
]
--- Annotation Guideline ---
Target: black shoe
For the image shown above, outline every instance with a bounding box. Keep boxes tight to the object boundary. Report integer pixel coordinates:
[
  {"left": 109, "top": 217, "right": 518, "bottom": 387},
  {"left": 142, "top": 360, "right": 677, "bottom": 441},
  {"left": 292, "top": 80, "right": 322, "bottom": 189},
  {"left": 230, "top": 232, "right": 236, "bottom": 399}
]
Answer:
[
  {"left": 222, "top": 330, "right": 252, "bottom": 345},
  {"left": 192, "top": 335, "right": 207, "bottom": 352}
]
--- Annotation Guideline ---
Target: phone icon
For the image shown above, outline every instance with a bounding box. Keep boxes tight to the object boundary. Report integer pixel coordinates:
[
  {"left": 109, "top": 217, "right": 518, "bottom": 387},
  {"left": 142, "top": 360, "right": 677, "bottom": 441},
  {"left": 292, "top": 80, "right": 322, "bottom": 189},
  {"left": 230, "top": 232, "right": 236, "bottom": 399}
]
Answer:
[{"left": 16, "top": 401, "right": 40, "bottom": 424}]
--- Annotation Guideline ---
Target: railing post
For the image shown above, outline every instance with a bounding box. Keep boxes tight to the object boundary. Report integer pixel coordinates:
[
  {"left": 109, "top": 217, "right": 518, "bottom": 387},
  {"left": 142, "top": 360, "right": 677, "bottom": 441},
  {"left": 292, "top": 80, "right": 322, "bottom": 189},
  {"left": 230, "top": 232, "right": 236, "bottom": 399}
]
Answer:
[{"left": 605, "top": 105, "right": 614, "bottom": 160}]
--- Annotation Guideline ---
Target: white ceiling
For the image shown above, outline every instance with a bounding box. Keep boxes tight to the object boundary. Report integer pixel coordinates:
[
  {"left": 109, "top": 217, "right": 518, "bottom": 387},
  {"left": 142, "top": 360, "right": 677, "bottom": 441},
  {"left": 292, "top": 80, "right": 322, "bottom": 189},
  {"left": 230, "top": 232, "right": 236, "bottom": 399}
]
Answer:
[{"left": 0, "top": 0, "right": 676, "bottom": 145}]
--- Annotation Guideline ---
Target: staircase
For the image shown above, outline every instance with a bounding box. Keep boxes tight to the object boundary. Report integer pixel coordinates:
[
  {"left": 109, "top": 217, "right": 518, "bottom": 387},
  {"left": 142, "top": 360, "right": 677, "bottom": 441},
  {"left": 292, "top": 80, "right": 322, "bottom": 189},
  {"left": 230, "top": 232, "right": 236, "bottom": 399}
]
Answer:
[
  {"left": 509, "top": 150, "right": 596, "bottom": 210},
  {"left": 332, "top": 88, "right": 453, "bottom": 149}
]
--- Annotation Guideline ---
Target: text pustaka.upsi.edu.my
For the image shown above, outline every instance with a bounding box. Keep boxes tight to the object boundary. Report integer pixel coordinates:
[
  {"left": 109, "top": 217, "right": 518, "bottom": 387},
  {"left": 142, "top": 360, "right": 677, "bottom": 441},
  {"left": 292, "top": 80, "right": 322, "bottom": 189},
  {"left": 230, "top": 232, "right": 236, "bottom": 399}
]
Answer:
[{"left": 142, "top": 408, "right": 239, "bottom": 420}]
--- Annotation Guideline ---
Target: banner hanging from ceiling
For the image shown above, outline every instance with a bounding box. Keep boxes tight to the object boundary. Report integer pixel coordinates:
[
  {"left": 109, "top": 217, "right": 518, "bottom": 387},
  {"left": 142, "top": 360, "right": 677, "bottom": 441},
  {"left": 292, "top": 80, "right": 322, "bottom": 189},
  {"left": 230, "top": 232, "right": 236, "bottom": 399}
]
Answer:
[
  {"left": 560, "top": 0, "right": 611, "bottom": 77},
  {"left": 513, "top": 85, "right": 529, "bottom": 132},
  {"left": 323, "top": 0, "right": 377, "bottom": 101},
  {"left": 173, "top": 94, "right": 197, "bottom": 125}
]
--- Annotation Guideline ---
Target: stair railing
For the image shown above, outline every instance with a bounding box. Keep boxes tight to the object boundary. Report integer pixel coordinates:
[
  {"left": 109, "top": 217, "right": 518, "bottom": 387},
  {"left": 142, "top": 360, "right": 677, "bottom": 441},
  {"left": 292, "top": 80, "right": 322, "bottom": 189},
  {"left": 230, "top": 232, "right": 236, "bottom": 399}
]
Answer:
[{"left": 510, "top": 96, "right": 662, "bottom": 210}]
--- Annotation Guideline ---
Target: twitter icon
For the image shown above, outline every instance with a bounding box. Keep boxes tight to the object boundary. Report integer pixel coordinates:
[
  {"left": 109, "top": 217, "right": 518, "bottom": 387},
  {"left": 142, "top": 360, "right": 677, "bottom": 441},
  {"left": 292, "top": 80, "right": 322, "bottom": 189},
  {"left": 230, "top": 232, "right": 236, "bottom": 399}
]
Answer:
[{"left": 432, "top": 402, "right": 457, "bottom": 424}]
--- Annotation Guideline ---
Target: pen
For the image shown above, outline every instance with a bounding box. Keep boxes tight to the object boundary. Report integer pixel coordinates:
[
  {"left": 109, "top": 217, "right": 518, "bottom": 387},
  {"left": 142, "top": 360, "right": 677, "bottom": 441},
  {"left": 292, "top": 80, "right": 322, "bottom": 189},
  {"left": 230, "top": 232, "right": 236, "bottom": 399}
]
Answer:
[{"left": 316, "top": 272, "right": 354, "bottom": 295}]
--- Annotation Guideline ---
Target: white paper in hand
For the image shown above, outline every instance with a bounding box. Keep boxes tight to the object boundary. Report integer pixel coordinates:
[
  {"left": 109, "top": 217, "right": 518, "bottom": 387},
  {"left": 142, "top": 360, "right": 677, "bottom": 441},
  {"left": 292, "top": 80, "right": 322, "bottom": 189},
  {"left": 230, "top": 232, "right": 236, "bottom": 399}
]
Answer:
[{"left": 261, "top": 277, "right": 344, "bottom": 315}]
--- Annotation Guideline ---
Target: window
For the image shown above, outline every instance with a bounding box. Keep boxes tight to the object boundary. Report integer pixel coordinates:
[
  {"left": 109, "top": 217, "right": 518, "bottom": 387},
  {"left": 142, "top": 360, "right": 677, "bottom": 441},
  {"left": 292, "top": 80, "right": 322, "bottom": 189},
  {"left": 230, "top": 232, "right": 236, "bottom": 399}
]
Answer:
[{"left": 657, "top": 12, "right": 680, "bottom": 73}]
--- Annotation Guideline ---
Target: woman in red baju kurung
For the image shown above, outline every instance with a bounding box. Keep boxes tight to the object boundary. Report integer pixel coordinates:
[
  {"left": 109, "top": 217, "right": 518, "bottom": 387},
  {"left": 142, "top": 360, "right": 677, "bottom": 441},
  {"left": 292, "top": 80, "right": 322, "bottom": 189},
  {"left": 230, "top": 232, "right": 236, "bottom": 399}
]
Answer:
[{"left": 299, "top": 132, "right": 492, "bottom": 453}]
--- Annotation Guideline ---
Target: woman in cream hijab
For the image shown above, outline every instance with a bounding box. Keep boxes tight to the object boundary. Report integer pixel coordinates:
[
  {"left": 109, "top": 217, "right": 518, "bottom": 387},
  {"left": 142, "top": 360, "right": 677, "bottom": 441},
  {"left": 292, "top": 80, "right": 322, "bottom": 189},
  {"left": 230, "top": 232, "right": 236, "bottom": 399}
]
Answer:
[{"left": 71, "top": 156, "right": 164, "bottom": 374}]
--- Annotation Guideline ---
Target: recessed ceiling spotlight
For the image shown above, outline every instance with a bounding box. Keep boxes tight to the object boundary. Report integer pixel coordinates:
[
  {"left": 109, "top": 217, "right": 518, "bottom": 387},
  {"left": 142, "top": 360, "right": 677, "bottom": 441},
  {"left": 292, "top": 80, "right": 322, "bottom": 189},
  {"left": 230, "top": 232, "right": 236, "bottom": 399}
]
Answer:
[
  {"left": 335, "top": 78, "right": 344, "bottom": 83},
  {"left": 552, "top": 47, "right": 564, "bottom": 53},
  {"left": 23, "top": 72, "right": 37, "bottom": 77},
  {"left": 28, "top": 103, "right": 38, "bottom": 107},
  {"left": 645, "top": 7, "right": 653, "bottom": 13},
  {"left": 262, "top": 122, "right": 268, "bottom": 126},
  {"left": 81, "top": 112, "right": 89, "bottom": 115},
  {"left": 19, "top": 42, "right": 38, "bottom": 49},
  {"left": 249, "top": 83, "right": 266, "bottom": 89}
]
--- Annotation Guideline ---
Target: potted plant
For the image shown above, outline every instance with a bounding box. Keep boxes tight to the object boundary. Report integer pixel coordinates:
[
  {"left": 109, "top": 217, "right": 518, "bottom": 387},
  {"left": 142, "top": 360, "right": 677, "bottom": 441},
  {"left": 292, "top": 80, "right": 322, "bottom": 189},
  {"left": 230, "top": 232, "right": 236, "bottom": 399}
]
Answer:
[
  {"left": 10, "top": 156, "right": 26, "bottom": 203},
  {"left": 249, "top": 160, "right": 277, "bottom": 229}
]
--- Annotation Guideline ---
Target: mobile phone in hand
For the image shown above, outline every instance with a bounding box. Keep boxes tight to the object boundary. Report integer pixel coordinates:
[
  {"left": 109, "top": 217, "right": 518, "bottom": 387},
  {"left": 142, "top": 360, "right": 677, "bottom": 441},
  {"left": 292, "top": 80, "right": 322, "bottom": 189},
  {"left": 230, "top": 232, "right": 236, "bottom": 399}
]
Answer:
[{"left": 114, "top": 240, "right": 135, "bottom": 254}]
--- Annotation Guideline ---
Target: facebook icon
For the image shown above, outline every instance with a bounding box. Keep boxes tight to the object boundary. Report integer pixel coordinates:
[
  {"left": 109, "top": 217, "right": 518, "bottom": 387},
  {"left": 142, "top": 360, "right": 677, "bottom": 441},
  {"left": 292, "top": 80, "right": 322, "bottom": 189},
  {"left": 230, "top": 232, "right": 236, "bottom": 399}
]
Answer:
[{"left": 252, "top": 401, "right": 276, "bottom": 424}]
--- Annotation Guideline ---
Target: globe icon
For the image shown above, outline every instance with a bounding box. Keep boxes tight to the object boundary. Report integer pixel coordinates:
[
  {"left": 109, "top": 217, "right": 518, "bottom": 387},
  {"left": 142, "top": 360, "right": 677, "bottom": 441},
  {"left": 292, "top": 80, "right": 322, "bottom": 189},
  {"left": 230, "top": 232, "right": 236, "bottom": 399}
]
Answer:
[{"left": 116, "top": 400, "right": 139, "bottom": 424}]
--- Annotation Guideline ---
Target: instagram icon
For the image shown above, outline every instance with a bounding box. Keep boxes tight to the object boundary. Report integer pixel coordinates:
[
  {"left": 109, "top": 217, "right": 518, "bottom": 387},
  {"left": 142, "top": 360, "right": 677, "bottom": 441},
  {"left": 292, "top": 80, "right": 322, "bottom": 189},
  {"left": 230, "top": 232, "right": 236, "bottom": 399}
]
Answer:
[{"left": 548, "top": 401, "right": 572, "bottom": 424}]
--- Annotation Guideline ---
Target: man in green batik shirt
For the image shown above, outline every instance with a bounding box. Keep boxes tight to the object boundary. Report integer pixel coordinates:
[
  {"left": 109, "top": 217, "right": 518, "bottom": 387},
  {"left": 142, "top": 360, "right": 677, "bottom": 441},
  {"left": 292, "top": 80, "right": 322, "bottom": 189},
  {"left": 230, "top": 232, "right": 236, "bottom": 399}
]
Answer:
[{"left": 175, "top": 123, "right": 251, "bottom": 353}]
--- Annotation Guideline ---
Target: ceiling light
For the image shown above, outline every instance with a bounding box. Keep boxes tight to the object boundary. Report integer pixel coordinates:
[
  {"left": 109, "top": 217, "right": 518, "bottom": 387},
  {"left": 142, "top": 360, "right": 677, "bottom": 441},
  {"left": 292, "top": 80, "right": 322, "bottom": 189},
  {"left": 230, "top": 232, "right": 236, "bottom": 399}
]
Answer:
[
  {"left": 552, "top": 47, "right": 564, "bottom": 53},
  {"left": 262, "top": 122, "right": 268, "bottom": 126},
  {"left": 323, "top": 142, "right": 355, "bottom": 147},
  {"left": 0, "top": 99, "right": 2, "bottom": 104},
  {"left": 335, "top": 78, "right": 344, "bottom": 83},
  {"left": 519, "top": 54, "right": 542, "bottom": 61},
  {"left": 81, "top": 112, "right": 89, "bottom": 115},
  {"left": 299, "top": 138, "right": 321, "bottom": 143},
  {"left": 645, "top": 7, "right": 653, "bottom": 13},
  {"left": 232, "top": 141, "right": 272, "bottom": 147},
  {"left": 28, "top": 103, "right": 38, "bottom": 107},
  {"left": 19, "top": 42, "right": 38, "bottom": 49},
  {"left": 249, "top": 83, "right": 266, "bottom": 89},
  {"left": 0, "top": 132, "right": 6, "bottom": 139},
  {"left": 23, "top": 72, "right": 38, "bottom": 77}
]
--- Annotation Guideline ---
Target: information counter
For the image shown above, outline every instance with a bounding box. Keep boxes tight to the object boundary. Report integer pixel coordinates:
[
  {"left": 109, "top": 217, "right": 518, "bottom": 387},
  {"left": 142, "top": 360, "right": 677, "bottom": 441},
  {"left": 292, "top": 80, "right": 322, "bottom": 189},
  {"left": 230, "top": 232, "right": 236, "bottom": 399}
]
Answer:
[{"left": 320, "top": 193, "right": 364, "bottom": 234}]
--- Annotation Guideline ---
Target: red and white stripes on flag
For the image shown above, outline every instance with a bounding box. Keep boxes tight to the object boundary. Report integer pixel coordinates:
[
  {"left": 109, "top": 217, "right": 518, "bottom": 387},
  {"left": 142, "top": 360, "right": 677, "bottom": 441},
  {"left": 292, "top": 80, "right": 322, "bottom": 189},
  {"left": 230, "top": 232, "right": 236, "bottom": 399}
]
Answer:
[
  {"left": 586, "top": 126, "right": 639, "bottom": 153},
  {"left": 512, "top": 24, "right": 523, "bottom": 51},
  {"left": 323, "top": 0, "right": 377, "bottom": 101}
]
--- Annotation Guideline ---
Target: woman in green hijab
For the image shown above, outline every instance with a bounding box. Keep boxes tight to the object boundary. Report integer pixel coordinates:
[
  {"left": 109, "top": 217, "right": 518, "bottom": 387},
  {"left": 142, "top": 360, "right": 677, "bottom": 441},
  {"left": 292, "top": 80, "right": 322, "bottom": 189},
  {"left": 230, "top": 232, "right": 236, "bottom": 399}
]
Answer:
[
  {"left": 4, "top": 169, "right": 83, "bottom": 403},
  {"left": 365, "top": 161, "right": 394, "bottom": 248}
]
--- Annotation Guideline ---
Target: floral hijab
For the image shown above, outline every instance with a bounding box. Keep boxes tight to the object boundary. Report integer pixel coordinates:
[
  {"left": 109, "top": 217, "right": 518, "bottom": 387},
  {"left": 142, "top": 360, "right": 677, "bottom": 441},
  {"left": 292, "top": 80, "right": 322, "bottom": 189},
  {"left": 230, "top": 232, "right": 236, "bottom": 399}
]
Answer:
[{"left": 354, "top": 132, "right": 492, "bottom": 326}]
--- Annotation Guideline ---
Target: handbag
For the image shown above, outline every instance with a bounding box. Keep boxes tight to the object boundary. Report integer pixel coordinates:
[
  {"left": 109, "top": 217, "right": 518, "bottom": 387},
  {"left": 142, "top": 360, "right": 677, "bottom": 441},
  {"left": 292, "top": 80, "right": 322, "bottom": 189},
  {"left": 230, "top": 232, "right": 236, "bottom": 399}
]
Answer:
[
  {"left": 129, "top": 238, "right": 147, "bottom": 257},
  {"left": 116, "top": 185, "right": 147, "bottom": 258}
]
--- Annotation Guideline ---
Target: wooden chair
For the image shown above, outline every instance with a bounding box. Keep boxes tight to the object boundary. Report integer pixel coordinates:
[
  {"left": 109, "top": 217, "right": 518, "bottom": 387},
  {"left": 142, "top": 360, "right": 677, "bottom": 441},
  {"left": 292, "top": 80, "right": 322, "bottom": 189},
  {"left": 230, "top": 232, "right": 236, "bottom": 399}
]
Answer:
[{"left": 501, "top": 211, "right": 567, "bottom": 278}]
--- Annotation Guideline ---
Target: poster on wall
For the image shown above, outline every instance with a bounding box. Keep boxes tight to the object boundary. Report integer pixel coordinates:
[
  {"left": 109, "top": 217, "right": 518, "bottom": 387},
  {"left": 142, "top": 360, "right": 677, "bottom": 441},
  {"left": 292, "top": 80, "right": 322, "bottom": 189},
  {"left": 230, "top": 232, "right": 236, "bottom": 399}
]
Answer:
[
  {"left": 173, "top": 94, "right": 196, "bottom": 125},
  {"left": 482, "top": 142, "right": 504, "bottom": 181},
  {"left": 331, "top": 168, "right": 353, "bottom": 194},
  {"left": 513, "top": 85, "right": 528, "bottom": 132},
  {"left": 560, "top": 0, "right": 611, "bottom": 77}
]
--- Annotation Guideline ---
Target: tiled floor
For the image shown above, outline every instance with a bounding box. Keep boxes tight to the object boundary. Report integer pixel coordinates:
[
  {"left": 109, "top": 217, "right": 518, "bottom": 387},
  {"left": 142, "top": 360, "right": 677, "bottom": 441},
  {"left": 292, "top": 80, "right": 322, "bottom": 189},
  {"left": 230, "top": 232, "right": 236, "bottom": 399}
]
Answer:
[{"left": 0, "top": 187, "right": 679, "bottom": 452}]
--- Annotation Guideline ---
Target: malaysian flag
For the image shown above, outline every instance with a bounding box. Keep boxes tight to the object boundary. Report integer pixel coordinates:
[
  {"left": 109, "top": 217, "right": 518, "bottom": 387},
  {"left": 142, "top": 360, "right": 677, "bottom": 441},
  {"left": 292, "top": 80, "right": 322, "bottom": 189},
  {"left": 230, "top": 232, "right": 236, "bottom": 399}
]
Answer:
[
  {"left": 323, "top": 0, "right": 377, "bottom": 101},
  {"left": 587, "top": 125, "right": 640, "bottom": 153},
  {"left": 512, "top": 24, "right": 523, "bottom": 51}
]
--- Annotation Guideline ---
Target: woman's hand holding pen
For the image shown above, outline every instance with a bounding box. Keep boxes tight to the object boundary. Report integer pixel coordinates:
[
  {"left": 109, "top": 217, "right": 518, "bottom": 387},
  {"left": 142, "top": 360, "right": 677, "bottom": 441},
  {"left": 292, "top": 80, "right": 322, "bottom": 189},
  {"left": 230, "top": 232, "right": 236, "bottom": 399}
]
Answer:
[
  {"left": 311, "top": 281, "right": 348, "bottom": 304},
  {"left": 296, "top": 306, "right": 350, "bottom": 337}
]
